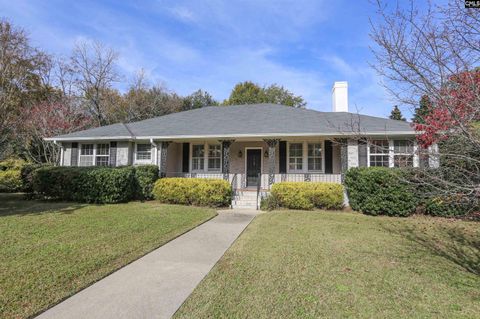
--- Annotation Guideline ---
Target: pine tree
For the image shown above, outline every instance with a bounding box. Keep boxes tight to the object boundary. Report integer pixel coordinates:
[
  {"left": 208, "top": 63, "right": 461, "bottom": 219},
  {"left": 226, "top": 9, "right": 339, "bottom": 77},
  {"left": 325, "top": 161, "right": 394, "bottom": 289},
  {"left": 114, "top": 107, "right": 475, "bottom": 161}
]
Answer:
[
  {"left": 412, "top": 95, "right": 431, "bottom": 124},
  {"left": 389, "top": 105, "right": 406, "bottom": 121}
]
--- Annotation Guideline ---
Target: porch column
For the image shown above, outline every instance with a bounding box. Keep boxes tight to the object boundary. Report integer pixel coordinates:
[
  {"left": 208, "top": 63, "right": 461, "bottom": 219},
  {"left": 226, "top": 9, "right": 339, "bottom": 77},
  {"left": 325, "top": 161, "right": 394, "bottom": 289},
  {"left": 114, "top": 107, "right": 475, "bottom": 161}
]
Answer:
[
  {"left": 219, "top": 140, "right": 234, "bottom": 180},
  {"left": 264, "top": 139, "right": 280, "bottom": 186},
  {"left": 159, "top": 141, "right": 171, "bottom": 178},
  {"left": 339, "top": 139, "right": 348, "bottom": 182}
]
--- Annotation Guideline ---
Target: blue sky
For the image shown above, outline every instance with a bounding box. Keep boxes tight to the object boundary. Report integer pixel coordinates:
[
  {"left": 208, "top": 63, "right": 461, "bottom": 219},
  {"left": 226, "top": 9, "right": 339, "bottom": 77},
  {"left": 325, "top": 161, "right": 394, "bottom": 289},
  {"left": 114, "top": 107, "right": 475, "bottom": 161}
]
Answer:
[{"left": 1, "top": 0, "right": 414, "bottom": 118}]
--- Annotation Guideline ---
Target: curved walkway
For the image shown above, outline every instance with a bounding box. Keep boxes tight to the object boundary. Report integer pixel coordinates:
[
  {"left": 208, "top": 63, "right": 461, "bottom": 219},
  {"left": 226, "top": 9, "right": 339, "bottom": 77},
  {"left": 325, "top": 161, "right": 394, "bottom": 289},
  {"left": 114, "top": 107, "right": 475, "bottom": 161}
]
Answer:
[{"left": 36, "top": 209, "right": 258, "bottom": 319}]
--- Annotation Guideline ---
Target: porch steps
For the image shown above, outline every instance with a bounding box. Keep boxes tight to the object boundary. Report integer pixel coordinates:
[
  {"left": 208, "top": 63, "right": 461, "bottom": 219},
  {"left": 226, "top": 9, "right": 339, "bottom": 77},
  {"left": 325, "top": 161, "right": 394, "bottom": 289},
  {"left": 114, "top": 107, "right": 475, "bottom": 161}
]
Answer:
[{"left": 231, "top": 190, "right": 259, "bottom": 209}]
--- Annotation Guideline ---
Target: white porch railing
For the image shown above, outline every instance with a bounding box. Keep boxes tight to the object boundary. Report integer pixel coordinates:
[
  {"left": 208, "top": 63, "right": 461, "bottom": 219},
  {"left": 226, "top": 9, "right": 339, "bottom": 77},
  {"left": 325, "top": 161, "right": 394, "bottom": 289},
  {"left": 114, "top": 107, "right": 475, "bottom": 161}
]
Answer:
[{"left": 165, "top": 172, "right": 342, "bottom": 190}]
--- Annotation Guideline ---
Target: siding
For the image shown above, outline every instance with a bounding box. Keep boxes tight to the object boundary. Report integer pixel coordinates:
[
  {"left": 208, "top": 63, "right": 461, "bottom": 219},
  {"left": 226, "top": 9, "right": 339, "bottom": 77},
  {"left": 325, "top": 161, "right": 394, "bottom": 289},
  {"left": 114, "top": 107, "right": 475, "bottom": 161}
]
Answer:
[
  {"left": 116, "top": 141, "right": 130, "bottom": 166},
  {"left": 347, "top": 139, "right": 359, "bottom": 168},
  {"left": 62, "top": 143, "right": 72, "bottom": 166}
]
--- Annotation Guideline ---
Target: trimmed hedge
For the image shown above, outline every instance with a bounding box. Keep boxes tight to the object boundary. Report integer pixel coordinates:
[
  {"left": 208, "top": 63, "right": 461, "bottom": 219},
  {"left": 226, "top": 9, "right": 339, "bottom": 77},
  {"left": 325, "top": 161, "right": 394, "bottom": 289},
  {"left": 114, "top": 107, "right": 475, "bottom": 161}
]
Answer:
[
  {"left": 20, "top": 163, "right": 51, "bottom": 192},
  {"left": 153, "top": 178, "right": 231, "bottom": 207},
  {"left": 33, "top": 166, "right": 136, "bottom": 203},
  {"left": 345, "top": 167, "right": 418, "bottom": 217},
  {"left": 134, "top": 165, "right": 159, "bottom": 200},
  {"left": 269, "top": 182, "right": 344, "bottom": 210}
]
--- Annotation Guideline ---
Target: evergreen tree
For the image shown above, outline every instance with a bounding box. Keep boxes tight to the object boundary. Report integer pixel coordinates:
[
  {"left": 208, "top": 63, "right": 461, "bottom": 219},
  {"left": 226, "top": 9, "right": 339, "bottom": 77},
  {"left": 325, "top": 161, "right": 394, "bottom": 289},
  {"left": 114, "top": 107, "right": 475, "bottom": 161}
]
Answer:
[
  {"left": 412, "top": 95, "right": 431, "bottom": 124},
  {"left": 389, "top": 105, "right": 406, "bottom": 121}
]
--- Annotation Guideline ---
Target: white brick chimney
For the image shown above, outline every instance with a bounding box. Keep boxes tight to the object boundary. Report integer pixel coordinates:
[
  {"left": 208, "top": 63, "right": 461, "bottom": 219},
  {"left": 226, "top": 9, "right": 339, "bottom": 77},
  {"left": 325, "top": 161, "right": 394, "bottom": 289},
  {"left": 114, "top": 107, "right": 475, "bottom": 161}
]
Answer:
[{"left": 332, "top": 81, "right": 348, "bottom": 112}]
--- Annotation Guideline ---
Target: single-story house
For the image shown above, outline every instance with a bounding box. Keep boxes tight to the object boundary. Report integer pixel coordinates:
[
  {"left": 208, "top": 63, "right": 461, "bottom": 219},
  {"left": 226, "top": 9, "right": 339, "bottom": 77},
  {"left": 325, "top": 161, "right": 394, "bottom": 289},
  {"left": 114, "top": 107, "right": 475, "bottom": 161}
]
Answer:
[{"left": 46, "top": 82, "right": 438, "bottom": 208}]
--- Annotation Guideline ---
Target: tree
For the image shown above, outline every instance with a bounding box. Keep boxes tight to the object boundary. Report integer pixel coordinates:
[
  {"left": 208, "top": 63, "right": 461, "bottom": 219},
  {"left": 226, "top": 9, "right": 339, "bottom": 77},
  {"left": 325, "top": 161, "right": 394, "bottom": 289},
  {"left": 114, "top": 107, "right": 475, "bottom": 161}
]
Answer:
[
  {"left": 0, "top": 19, "right": 51, "bottom": 158},
  {"left": 183, "top": 89, "right": 218, "bottom": 110},
  {"left": 412, "top": 95, "right": 431, "bottom": 124},
  {"left": 223, "top": 81, "right": 306, "bottom": 107},
  {"left": 370, "top": 0, "right": 480, "bottom": 209},
  {"left": 70, "top": 40, "right": 120, "bottom": 126},
  {"left": 389, "top": 105, "right": 405, "bottom": 121},
  {"left": 20, "top": 100, "right": 91, "bottom": 163},
  {"left": 224, "top": 81, "right": 265, "bottom": 105}
]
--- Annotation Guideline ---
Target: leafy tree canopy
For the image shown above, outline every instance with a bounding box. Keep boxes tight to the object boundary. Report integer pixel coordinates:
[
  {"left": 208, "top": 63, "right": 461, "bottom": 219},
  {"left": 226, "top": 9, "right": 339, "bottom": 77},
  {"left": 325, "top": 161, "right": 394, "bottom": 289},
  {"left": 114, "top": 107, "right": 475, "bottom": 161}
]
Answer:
[{"left": 223, "top": 81, "right": 306, "bottom": 108}]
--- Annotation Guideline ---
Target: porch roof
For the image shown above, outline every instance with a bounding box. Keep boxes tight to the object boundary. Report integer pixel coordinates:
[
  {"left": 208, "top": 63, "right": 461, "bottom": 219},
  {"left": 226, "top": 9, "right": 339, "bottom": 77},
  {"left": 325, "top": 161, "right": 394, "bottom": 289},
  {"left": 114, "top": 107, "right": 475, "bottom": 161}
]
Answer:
[{"left": 46, "top": 103, "right": 415, "bottom": 141}]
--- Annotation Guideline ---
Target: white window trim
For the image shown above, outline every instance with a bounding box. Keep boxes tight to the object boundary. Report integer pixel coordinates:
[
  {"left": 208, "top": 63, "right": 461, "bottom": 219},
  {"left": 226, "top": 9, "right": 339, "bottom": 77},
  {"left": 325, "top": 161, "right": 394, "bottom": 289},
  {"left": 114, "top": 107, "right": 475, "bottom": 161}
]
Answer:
[
  {"left": 134, "top": 143, "right": 153, "bottom": 164},
  {"left": 207, "top": 144, "right": 222, "bottom": 172},
  {"left": 287, "top": 141, "right": 325, "bottom": 173},
  {"left": 307, "top": 142, "right": 325, "bottom": 173},
  {"left": 287, "top": 142, "right": 304, "bottom": 173},
  {"left": 367, "top": 139, "right": 419, "bottom": 168},
  {"left": 189, "top": 142, "right": 223, "bottom": 173},
  {"left": 78, "top": 143, "right": 111, "bottom": 167}
]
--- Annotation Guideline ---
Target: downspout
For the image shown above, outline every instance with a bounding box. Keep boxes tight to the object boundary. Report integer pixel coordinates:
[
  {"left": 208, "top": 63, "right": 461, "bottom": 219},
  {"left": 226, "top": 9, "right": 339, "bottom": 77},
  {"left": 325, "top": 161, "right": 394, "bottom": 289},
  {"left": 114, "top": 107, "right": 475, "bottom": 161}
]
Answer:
[
  {"left": 150, "top": 138, "right": 158, "bottom": 167},
  {"left": 53, "top": 140, "right": 63, "bottom": 167}
]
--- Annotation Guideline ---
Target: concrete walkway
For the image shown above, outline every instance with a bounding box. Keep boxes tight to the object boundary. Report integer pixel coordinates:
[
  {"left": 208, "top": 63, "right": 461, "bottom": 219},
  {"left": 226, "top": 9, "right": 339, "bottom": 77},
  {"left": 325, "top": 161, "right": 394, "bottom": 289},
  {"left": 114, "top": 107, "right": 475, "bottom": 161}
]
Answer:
[{"left": 36, "top": 209, "right": 258, "bottom": 319}]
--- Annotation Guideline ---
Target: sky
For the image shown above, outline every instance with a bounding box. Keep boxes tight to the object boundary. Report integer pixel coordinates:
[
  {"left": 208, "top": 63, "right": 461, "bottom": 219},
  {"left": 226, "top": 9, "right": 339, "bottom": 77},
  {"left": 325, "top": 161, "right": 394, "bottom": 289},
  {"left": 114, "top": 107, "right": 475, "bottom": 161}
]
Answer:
[{"left": 0, "top": 0, "right": 416, "bottom": 118}]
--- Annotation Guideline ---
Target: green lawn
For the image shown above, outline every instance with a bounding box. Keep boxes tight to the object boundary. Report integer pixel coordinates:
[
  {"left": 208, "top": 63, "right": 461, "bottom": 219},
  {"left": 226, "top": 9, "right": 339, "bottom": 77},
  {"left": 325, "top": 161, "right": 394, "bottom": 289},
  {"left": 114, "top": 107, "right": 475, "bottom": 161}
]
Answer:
[
  {"left": 175, "top": 211, "right": 480, "bottom": 319},
  {"left": 0, "top": 193, "right": 216, "bottom": 319}
]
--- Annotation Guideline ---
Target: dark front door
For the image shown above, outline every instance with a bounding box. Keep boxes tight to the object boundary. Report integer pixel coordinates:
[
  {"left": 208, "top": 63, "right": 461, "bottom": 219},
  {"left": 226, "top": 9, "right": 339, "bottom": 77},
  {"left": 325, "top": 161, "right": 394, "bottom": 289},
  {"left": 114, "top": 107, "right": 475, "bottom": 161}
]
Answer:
[{"left": 246, "top": 149, "right": 262, "bottom": 187}]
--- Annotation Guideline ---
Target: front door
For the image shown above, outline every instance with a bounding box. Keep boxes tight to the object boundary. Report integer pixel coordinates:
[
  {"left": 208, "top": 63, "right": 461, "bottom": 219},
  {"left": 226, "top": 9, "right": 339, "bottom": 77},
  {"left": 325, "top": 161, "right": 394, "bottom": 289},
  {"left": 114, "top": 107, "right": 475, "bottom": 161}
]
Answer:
[{"left": 246, "top": 149, "right": 262, "bottom": 187}]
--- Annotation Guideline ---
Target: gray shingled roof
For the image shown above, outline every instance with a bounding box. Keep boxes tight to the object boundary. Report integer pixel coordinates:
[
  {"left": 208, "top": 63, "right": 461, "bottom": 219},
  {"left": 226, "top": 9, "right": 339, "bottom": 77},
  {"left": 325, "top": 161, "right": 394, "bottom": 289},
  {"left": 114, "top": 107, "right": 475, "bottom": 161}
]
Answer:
[{"left": 49, "top": 103, "right": 415, "bottom": 140}]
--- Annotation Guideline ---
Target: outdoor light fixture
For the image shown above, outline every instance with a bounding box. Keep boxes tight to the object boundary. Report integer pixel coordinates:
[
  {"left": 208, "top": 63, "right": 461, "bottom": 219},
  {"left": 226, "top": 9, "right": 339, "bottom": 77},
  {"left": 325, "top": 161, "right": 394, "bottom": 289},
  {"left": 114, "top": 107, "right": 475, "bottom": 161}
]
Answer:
[
  {"left": 264, "top": 150, "right": 269, "bottom": 158},
  {"left": 238, "top": 150, "right": 243, "bottom": 158}
]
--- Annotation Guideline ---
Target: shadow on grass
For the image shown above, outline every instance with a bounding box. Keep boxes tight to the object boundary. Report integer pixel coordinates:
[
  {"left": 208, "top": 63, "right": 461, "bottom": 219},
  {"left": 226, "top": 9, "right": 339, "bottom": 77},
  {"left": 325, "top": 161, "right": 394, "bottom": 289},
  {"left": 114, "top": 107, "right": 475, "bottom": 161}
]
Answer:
[
  {"left": 383, "top": 221, "right": 480, "bottom": 276},
  {"left": 0, "top": 193, "right": 87, "bottom": 217}
]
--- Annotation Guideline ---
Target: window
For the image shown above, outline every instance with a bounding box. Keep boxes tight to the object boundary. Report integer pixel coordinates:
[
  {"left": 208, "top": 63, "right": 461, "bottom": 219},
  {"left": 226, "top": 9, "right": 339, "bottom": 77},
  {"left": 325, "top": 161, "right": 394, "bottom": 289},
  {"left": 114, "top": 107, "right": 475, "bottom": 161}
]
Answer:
[
  {"left": 96, "top": 143, "right": 110, "bottom": 166},
  {"left": 289, "top": 143, "right": 303, "bottom": 171},
  {"left": 192, "top": 144, "right": 204, "bottom": 171},
  {"left": 308, "top": 143, "right": 322, "bottom": 171},
  {"left": 136, "top": 144, "right": 151, "bottom": 161},
  {"left": 208, "top": 144, "right": 221, "bottom": 171},
  {"left": 79, "top": 144, "right": 94, "bottom": 166},
  {"left": 369, "top": 140, "right": 389, "bottom": 167},
  {"left": 394, "top": 140, "right": 414, "bottom": 167}
]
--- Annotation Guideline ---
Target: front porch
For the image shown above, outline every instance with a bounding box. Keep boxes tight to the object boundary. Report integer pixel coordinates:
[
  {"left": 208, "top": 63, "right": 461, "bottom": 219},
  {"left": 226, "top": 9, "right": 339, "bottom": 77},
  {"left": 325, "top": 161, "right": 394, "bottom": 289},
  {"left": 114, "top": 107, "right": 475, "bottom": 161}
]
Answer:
[{"left": 150, "top": 138, "right": 344, "bottom": 189}]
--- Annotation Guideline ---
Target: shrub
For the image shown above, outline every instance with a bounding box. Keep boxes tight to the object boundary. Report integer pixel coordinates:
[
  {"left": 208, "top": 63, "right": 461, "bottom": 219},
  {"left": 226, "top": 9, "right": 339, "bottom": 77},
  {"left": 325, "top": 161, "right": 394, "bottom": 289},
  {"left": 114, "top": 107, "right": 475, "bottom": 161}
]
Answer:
[
  {"left": 32, "top": 166, "right": 136, "bottom": 203},
  {"left": 153, "top": 178, "right": 231, "bottom": 207},
  {"left": 0, "top": 170, "right": 23, "bottom": 192},
  {"left": 20, "top": 163, "right": 51, "bottom": 193},
  {"left": 345, "top": 167, "right": 418, "bottom": 217},
  {"left": 260, "top": 193, "right": 279, "bottom": 211},
  {"left": 134, "top": 165, "right": 159, "bottom": 200},
  {"left": 424, "top": 196, "right": 470, "bottom": 217},
  {"left": 0, "top": 158, "right": 25, "bottom": 171},
  {"left": 270, "top": 182, "right": 344, "bottom": 210}
]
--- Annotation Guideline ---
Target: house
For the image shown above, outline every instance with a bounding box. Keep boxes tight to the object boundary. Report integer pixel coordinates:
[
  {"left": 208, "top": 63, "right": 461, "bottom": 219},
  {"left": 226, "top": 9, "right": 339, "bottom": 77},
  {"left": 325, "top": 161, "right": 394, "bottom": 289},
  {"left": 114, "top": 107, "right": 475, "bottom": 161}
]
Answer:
[{"left": 46, "top": 82, "right": 438, "bottom": 208}]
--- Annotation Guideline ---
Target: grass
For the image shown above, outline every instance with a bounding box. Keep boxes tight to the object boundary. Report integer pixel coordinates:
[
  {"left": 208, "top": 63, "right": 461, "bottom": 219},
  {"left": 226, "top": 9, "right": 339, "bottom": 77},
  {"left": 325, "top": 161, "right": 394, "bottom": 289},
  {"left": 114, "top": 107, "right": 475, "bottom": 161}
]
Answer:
[
  {"left": 175, "top": 211, "right": 480, "bottom": 319},
  {"left": 0, "top": 193, "right": 216, "bottom": 319}
]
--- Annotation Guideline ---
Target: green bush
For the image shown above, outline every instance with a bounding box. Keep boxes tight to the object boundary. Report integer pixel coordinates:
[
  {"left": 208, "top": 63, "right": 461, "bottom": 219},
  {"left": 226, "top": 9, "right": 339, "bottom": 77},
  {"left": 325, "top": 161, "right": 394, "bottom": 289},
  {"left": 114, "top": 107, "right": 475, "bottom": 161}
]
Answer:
[
  {"left": 0, "top": 170, "right": 23, "bottom": 192},
  {"left": 32, "top": 166, "right": 136, "bottom": 203},
  {"left": 0, "top": 158, "right": 25, "bottom": 171},
  {"left": 134, "top": 165, "right": 159, "bottom": 200},
  {"left": 260, "top": 194, "right": 280, "bottom": 211},
  {"left": 20, "top": 163, "right": 51, "bottom": 193},
  {"left": 345, "top": 167, "right": 418, "bottom": 217},
  {"left": 270, "top": 182, "right": 344, "bottom": 210},
  {"left": 424, "top": 196, "right": 469, "bottom": 217},
  {"left": 153, "top": 178, "right": 231, "bottom": 207}
]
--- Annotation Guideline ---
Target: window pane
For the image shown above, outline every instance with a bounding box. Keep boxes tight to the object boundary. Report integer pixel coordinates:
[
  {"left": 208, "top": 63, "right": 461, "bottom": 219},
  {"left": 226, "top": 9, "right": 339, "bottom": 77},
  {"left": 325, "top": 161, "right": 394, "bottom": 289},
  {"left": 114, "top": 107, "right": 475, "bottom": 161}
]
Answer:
[
  {"left": 394, "top": 140, "right": 414, "bottom": 154},
  {"left": 96, "top": 144, "right": 109, "bottom": 155},
  {"left": 193, "top": 145, "right": 204, "bottom": 157},
  {"left": 136, "top": 144, "right": 151, "bottom": 160},
  {"left": 370, "top": 155, "right": 389, "bottom": 167},
  {"left": 307, "top": 143, "right": 322, "bottom": 171},
  {"left": 96, "top": 156, "right": 109, "bottom": 166},
  {"left": 369, "top": 140, "right": 389, "bottom": 154},
  {"left": 394, "top": 155, "right": 413, "bottom": 167},
  {"left": 80, "top": 144, "right": 94, "bottom": 155},
  {"left": 289, "top": 143, "right": 303, "bottom": 170},
  {"left": 79, "top": 156, "right": 93, "bottom": 166}
]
